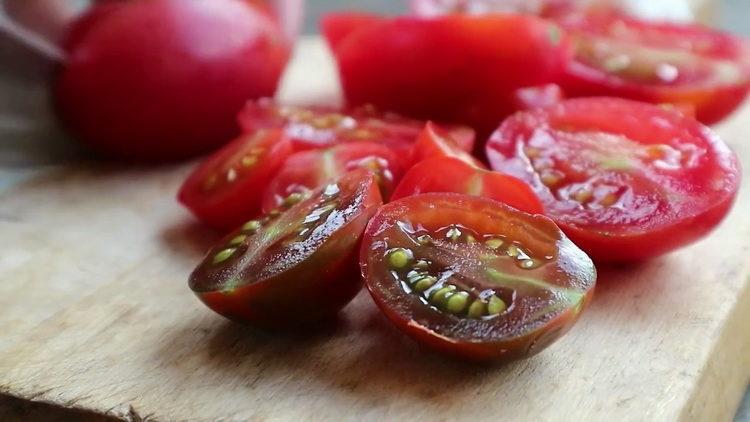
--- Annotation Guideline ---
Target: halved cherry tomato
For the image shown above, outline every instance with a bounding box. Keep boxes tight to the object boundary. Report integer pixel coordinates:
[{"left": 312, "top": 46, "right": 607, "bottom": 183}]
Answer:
[
  {"left": 330, "top": 14, "right": 572, "bottom": 135},
  {"left": 190, "top": 169, "right": 382, "bottom": 327},
  {"left": 360, "top": 193, "right": 596, "bottom": 361},
  {"left": 391, "top": 157, "right": 543, "bottom": 214},
  {"left": 237, "top": 99, "right": 475, "bottom": 163},
  {"left": 320, "top": 12, "right": 384, "bottom": 52},
  {"left": 412, "top": 122, "right": 485, "bottom": 167},
  {"left": 56, "top": 0, "right": 291, "bottom": 161},
  {"left": 486, "top": 98, "right": 741, "bottom": 263},
  {"left": 178, "top": 130, "right": 293, "bottom": 231},
  {"left": 513, "top": 84, "right": 565, "bottom": 111},
  {"left": 558, "top": 13, "right": 750, "bottom": 124},
  {"left": 261, "top": 142, "right": 403, "bottom": 212}
]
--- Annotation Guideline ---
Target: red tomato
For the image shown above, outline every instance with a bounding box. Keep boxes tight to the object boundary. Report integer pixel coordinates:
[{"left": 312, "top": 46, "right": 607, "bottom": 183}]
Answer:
[
  {"left": 330, "top": 14, "right": 572, "bottom": 135},
  {"left": 391, "top": 157, "right": 543, "bottom": 214},
  {"left": 261, "top": 142, "right": 404, "bottom": 212},
  {"left": 56, "top": 0, "right": 291, "bottom": 161},
  {"left": 62, "top": 1, "right": 125, "bottom": 51},
  {"left": 360, "top": 193, "right": 596, "bottom": 361},
  {"left": 412, "top": 122, "right": 484, "bottom": 167},
  {"left": 320, "top": 12, "right": 384, "bottom": 52},
  {"left": 178, "top": 130, "right": 293, "bottom": 231},
  {"left": 486, "top": 98, "right": 741, "bottom": 263},
  {"left": 558, "top": 14, "right": 750, "bottom": 124},
  {"left": 513, "top": 84, "right": 565, "bottom": 111},
  {"left": 191, "top": 169, "right": 383, "bottom": 327},
  {"left": 237, "top": 100, "right": 475, "bottom": 166}
]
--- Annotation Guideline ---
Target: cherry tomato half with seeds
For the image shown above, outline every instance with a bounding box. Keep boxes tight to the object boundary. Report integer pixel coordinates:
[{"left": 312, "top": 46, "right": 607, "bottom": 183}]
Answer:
[
  {"left": 558, "top": 13, "right": 750, "bottom": 124},
  {"left": 190, "top": 169, "right": 383, "bottom": 327},
  {"left": 412, "top": 122, "right": 485, "bottom": 168},
  {"left": 391, "top": 157, "right": 543, "bottom": 215},
  {"left": 178, "top": 129, "right": 293, "bottom": 231},
  {"left": 360, "top": 193, "right": 596, "bottom": 362},
  {"left": 261, "top": 142, "right": 404, "bottom": 212},
  {"left": 486, "top": 97, "right": 741, "bottom": 263},
  {"left": 331, "top": 13, "right": 572, "bottom": 135}
]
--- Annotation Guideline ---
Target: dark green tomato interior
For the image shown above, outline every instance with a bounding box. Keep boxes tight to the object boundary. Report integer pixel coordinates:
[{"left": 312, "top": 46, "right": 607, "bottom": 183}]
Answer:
[
  {"left": 190, "top": 171, "right": 377, "bottom": 294},
  {"left": 365, "top": 194, "right": 596, "bottom": 345}
]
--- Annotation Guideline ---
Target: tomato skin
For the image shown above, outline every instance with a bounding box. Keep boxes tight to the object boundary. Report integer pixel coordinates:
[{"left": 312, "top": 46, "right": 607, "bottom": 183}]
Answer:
[
  {"left": 320, "top": 12, "right": 385, "bottom": 52},
  {"left": 62, "top": 1, "right": 125, "bottom": 51},
  {"left": 56, "top": 0, "right": 291, "bottom": 161},
  {"left": 332, "top": 14, "right": 572, "bottom": 135},
  {"left": 191, "top": 170, "right": 383, "bottom": 327},
  {"left": 391, "top": 157, "right": 543, "bottom": 214},
  {"left": 360, "top": 193, "right": 596, "bottom": 361},
  {"left": 486, "top": 97, "right": 741, "bottom": 262},
  {"left": 178, "top": 130, "right": 293, "bottom": 231},
  {"left": 261, "top": 142, "right": 404, "bottom": 212},
  {"left": 558, "top": 14, "right": 750, "bottom": 125}
]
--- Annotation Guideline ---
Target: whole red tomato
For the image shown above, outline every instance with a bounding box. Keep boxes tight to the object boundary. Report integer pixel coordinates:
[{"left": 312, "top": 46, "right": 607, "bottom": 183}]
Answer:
[{"left": 56, "top": 0, "right": 291, "bottom": 161}]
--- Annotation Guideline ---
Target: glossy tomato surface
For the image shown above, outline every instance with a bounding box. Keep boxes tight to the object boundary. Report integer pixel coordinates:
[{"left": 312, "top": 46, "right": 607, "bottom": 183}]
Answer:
[
  {"left": 191, "top": 169, "right": 383, "bottom": 327},
  {"left": 360, "top": 193, "right": 596, "bottom": 361},
  {"left": 513, "top": 84, "right": 565, "bottom": 111},
  {"left": 56, "top": 0, "right": 291, "bottom": 161},
  {"left": 558, "top": 13, "right": 750, "bottom": 124},
  {"left": 238, "top": 100, "right": 475, "bottom": 162},
  {"left": 321, "top": 12, "right": 384, "bottom": 52},
  {"left": 391, "top": 157, "right": 543, "bottom": 215},
  {"left": 178, "top": 130, "right": 293, "bottom": 231},
  {"left": 486, "top": 98, "right": 740, "bottom": 262},
  {"left": 331, "top": 14, "right": 572, "bottom": 134},
  {"left": 412, "top": 122, "right": 484, "bottom": 167},
  {"left": 262, "top": 142, "right": 404, "bottom": 212}
]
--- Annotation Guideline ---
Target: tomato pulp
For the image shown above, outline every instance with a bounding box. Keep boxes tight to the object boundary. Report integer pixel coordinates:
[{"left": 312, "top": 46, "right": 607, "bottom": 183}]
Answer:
[{"left": 486, "top": 97, "right": 740, "bottom": 262}]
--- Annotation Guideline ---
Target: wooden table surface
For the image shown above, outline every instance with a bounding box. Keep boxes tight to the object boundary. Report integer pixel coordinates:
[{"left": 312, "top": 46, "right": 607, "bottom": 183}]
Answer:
[{"left": 0, "top": 37, "right": 749, "bottom": 421}]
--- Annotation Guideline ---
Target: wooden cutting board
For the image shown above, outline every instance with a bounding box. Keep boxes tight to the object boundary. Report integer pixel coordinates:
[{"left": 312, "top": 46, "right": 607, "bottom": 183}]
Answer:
[{"left": 0, "top": 38, "right": 748, "bottom": 422}]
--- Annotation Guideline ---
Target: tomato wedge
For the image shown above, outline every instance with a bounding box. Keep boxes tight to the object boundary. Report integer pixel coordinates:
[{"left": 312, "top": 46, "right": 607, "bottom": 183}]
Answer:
[
  {"left": 320, "top": 12, "right": 384, "bottom": 52},
  {"left": 261, "top": 142, "right": 404, "bottom": 212},
  {"left": 391, "top": 157, "right": 543, "bottom": 214},
  {"left": 237, "top": 99, "right": 475, "bottom": 166},
  {"left": 178, "top": 130, "right": 293, "bottom": 231},
  {"left": 486, "top": 98, "right": 741, "bottom": 262},
  {"left": 330, "top": 14, "right": 572, "bottom": 134},
  {"left": 412, "top": 122, "right": 485, "bottom": 167},
  {"left": 558, "top": 13, "right": 750, "bottom": 124},
  {"left": 190, "top": 169, "right": 383, "bottom": 327},
  {"left": 360, "top": 193, "right": 596, "bottom": 361}
]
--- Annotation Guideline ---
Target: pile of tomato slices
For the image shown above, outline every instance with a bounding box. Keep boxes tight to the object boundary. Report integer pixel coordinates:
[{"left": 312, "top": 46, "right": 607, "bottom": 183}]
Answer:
[{"left": 179, "top": 94, "right": 739, "bottom": 362}]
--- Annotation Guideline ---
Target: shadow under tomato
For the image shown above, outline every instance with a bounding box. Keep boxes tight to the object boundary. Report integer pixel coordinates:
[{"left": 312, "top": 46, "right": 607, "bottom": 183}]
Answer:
[{"left": 158, "top": 219, "right": 221, "bottom": 264}]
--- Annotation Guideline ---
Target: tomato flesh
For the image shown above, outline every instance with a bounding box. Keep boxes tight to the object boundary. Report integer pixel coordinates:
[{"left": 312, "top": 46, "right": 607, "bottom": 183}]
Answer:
[
  {"left": 190, "top": 169, "right": 383, "bottom": 327},
  {"left": 320, "top": 12, "right": 385, "bottom": 52},
  {"left": 391, "top": 157, "right": 544, "bottom": 215},
  {"left": 237, "top": 99, "right": 475, "bottom": 167},
  {"left": 178, "top": 130, "right": 293, "bottom": 231},
  {"left": 559, "top": 14, "right": 750, "bottom": 124},
  {"left": 360, "top": 193, "right": 596, "bottom": 361},
  {"left": 330, "top": 14, "right": 572, "bottom": 135},
  {"left": 486, "top": 97, "right": 741, "bottom": 262},
  {"left": 261, "top": 142, "right": 404, "bottom": 212},
  {"left": 56, "top": 0, "right": 291, "bottom": 161},
  {"left": 513, "top": 84, "right": 565, "bottom": 111},
  {"left": 412, "top": 122, "right": 485, "bottom": 167}
]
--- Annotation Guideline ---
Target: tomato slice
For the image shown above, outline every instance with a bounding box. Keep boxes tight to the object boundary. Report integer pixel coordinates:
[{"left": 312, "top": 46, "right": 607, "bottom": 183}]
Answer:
[
  {"left": 237, "top": 99, "right": 475, "bottom": 167},
  {"left": 330, "top": 14, "right": 572, "bottom": 135},
  {"left": 412, "top": 122, "right": 484, "bottom": 167},
  {"left": 261, "top": 142, "right": 404, "bottom": 212},
  {"left": 178, "top": 129, "right": 293, "bottom": 231},
  {"left": 320, "top": 12, "right": 385, "bottom": 52},
  {"left": 360, "top": 193, "right": 596, "bottom": 361},
  {"left": 558, "top": 14, "right": 750, "bottom": 124},
  {"left": 391, "top": 157, "right": 543, "bottom": 215},
  {"left": 486, "top": 97, "right": 741, "bottom": 263},
  {"left": 190, "top": 169, "right": 383, "bottom": 327}
]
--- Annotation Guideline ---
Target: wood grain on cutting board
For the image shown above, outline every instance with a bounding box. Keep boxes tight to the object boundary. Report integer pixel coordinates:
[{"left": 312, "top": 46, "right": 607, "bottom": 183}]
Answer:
[{"left": 0, "top": 37, "right": 748, "bottom": 422}]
